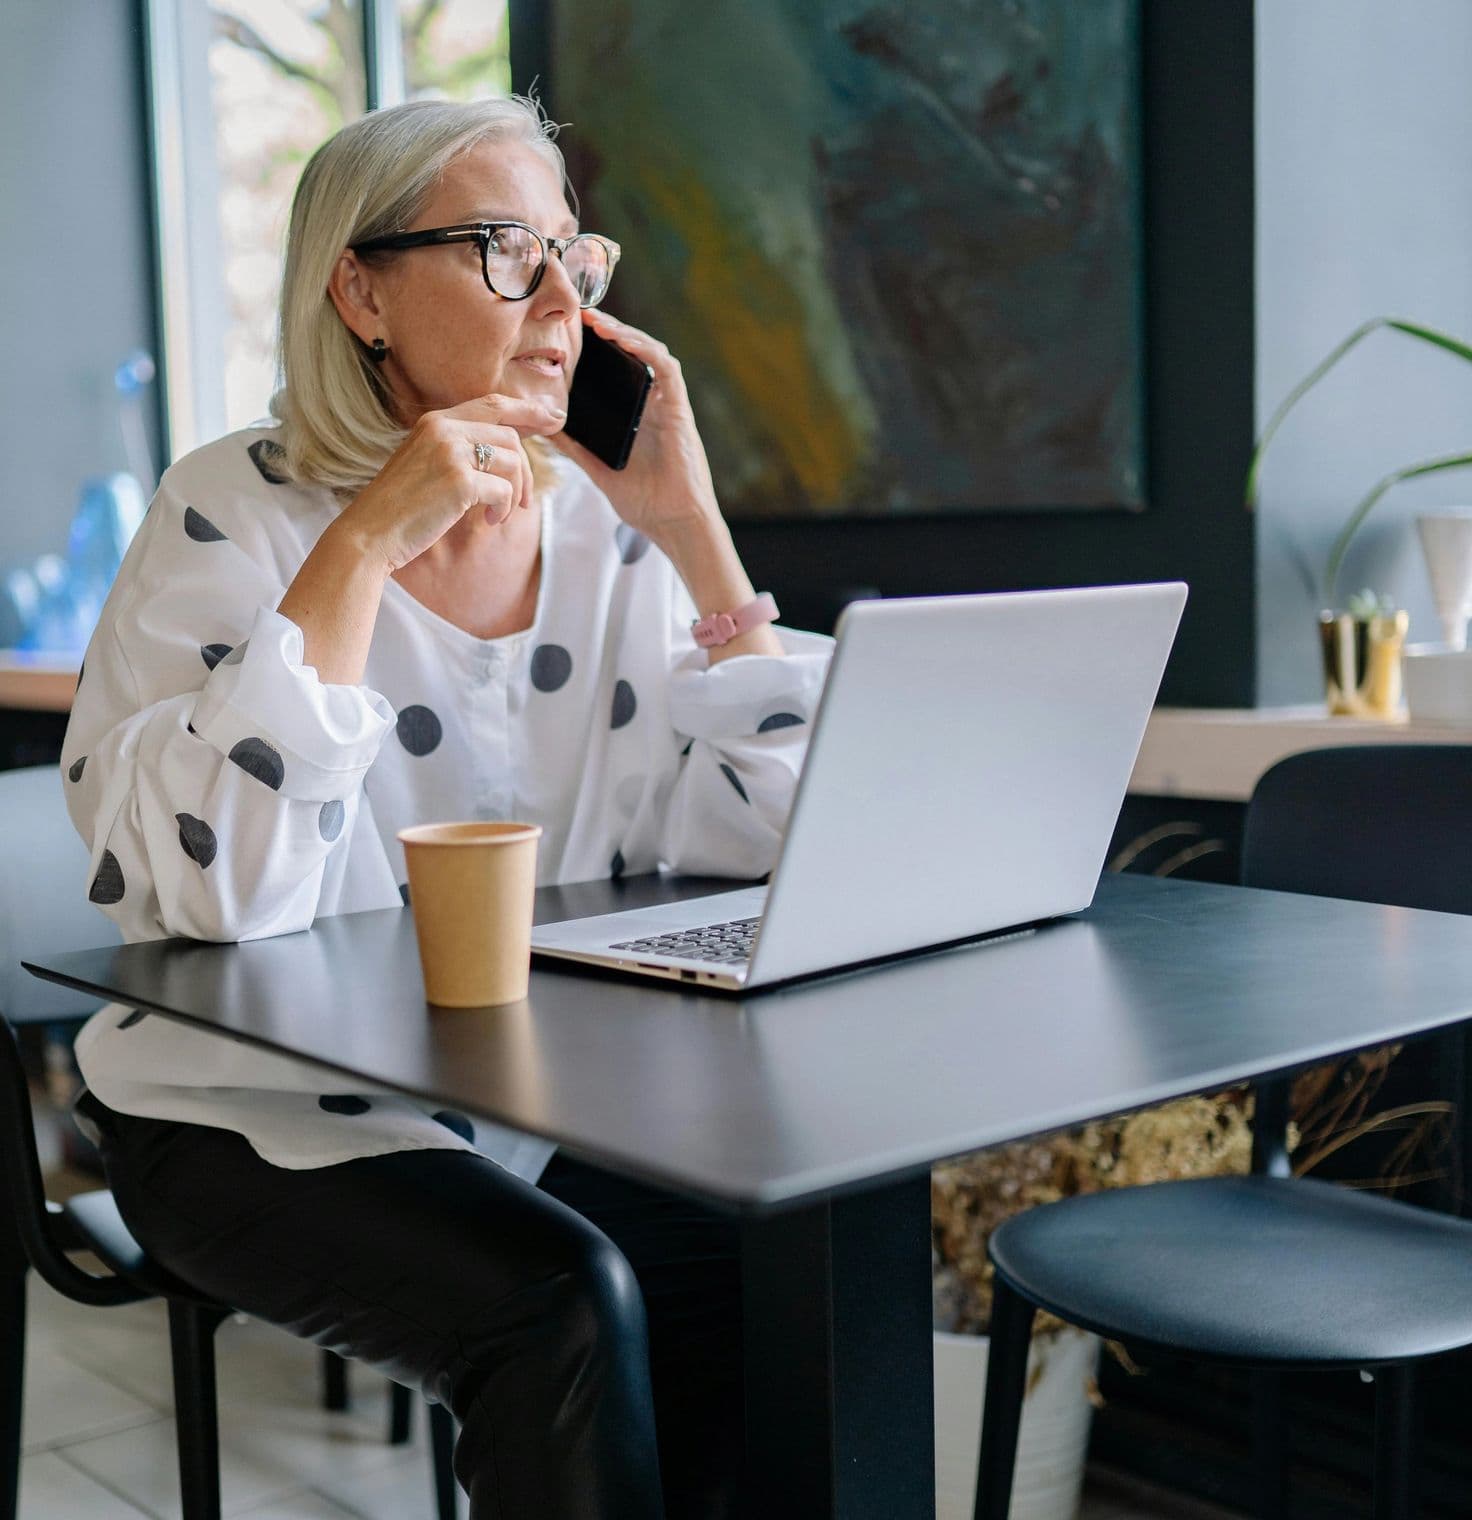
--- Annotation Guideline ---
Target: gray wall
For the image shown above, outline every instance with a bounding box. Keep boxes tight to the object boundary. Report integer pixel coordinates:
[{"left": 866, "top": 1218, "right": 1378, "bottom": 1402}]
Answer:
[
  {"left": 1255, "top": 0, "right": 1472, "bottom": 704},
  {"left": 0, "top": 0, "right": 159, "bottom": 569}
]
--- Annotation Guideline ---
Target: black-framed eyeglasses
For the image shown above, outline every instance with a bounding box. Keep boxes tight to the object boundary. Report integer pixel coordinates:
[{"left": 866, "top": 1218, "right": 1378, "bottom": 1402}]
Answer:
[{"left": 350, "top": 221, "right": 621, "bottom": 308}]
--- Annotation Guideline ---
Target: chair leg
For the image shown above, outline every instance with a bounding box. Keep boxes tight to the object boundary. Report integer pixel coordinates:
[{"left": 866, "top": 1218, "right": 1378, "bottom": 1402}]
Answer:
[
  {"left": 167, "top": 1300, "right": 229, "bottom": 1520},
  {"left": 973, "top": 1274, "right": 1036, "bottom": 1520},
  {"left": 321, "top": 1348, "right": 349, "bottom": 1412},
  {"left": 429, "top": 1399, "right": 458, "bottom": 1520},
  {"left": 0, "top": 1265, "right": 25, "bottom": 1520},
  {"left": 1250, "top": 1367, "right": 1289, "bottom": 1519},
  {"left": 1373, "top": 1364, "right": 1418, "bottom": 1520}
]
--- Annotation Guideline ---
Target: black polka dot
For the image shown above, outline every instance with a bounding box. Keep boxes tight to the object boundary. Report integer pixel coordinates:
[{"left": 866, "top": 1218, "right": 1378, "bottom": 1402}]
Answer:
[
  {"left": 318, "top": 1095, "right": 372, "bottom": 1115},
  {"left": 432, "top": 1109, "right": 474, "bottom": 1141},
  {"left": 200, "top": 642, "right": 233, "bottom": 671},
  {"left": 183, "top": 506, "right": 226, "bottom": 543},
  {"left": 117, "top": 1008, "right": 149, "bottom": 1030},
  {"left": 68, "top": 755, "right": 86, "bottom": 783},
  {"left": 228, "top": 737, "right": 285, "bottom": 790},
  {"left": 399, "top": 881, "right": 411, "bottom": 905},
  {"left": 615, "top": 523, "right": 651, "bottom": 564},
  {"left": 611, "top": 848, "right": 626, "bottom": 878},
  {"left": 758, "top": 712, "right": 804, "bottom": 732},
  {"left": 610, "top": 679, "right": 637, "bottom": 730},
  {"left": 319, "top": 800, "right": 345, "bottom": 842},
  {"left": 248, "top": 438, "right": 290, "bottom": 484},
  {"left": 530, "top": 644, "right": 573, "bottom": 692},
  {"left": 89, "top": 850, "right": 125, "bottom": 905},
  {"left": 186, "top": 721, "right": 197, "bottom": 736},
  {"left": 396, "top": 705, "right": 443, "bottom": 756},
  {"left": 719, "top": 763, "right": 750, "bottom": 804},
  {"left": 175, "top": 813, "right": 218, "bottom": 869},
  {"left": 220, "top": 640, "right": 248, "bottom": 668}
]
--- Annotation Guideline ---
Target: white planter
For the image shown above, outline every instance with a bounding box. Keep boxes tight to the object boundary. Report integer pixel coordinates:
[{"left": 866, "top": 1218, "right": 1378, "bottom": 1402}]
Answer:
[
  {"left": 1402, "top": 642, "right": 1472, "bottom": 723},
  {"left": 934, "top": 1326, "right": 1099, "bottom": 1520}
]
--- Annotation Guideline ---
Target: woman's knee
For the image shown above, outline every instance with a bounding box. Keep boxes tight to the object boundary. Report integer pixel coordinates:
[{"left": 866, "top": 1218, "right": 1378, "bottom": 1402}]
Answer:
[
  {"left": 444, "top": 1209, "right": 651, "bottom": 1448},
  {"left": 538, "top": 1214, "right": 649, "bottom": 1363}
]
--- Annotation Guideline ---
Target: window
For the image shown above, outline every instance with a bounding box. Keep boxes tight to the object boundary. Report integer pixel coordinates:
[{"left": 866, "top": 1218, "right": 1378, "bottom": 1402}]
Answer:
[
  {"left": 401, "top": 0, "right": 510, "bottom": 103},
  {"left": 146, "top": 0, "right": 512, "bottom": 459}
]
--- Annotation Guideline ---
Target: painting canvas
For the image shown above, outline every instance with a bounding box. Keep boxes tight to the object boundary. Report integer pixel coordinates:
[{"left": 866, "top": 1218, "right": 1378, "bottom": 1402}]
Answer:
[{"left": 547, "top": 0, "right": 1144, "bottom": 518}]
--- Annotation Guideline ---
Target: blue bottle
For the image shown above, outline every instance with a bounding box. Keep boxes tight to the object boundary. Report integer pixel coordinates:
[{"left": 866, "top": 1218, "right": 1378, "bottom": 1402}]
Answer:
[
  {"left": 7, "top": 349, "right": 156, "bottom": 654},
  {"left": 19, "top": 554, "right": 80, "bottom": 653},
  {"left": 20, "top": 465, "right": 153, "bottom": 650}
]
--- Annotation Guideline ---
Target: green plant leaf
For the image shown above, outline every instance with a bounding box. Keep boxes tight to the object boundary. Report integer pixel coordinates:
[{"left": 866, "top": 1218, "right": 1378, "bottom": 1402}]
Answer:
[
  {"left": 1244, "top": 317, "right": 1472, "bottom": 511},
  {"left": 1323, "top": 451, "right": 1472, "bottom": 607}
]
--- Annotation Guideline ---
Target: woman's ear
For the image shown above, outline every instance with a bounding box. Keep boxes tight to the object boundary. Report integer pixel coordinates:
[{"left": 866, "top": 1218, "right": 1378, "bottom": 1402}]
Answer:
[{"left": 327, "top": 250, "right": 388, "bottom": 349}]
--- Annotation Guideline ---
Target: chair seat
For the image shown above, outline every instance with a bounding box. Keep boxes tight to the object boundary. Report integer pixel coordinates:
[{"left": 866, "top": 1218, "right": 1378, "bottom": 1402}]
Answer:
[
  {"left": 63, "top": 1189, "right": 221, "bottom": 1307},
  {"left": 990, "top": 1175, "right": 1472, "bottom": 1366}
]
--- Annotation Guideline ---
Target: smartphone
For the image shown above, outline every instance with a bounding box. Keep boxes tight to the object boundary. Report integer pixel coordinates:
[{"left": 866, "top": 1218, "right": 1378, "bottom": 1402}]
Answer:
[{"left": 563, "top": 327, "right": 655, "bottom": 470}]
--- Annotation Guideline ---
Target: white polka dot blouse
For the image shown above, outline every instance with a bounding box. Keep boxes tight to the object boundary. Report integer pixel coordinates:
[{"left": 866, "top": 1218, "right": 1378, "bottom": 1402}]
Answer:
[{"left": 61, "top": 425, "right": 831, "bottom": 1174}]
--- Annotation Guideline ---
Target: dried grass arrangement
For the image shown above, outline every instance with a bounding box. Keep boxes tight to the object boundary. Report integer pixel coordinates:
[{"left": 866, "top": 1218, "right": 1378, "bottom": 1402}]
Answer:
[
  {"left": 931, "top": 1092, "right": 1253, "bottom": 1336},
  {"left": 931, "top": 1046, "right": 1451, "bottom": 1338}
]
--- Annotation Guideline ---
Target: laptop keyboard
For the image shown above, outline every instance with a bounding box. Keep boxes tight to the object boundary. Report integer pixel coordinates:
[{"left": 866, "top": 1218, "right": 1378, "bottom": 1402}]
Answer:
[{"left": 609, "top": 916, "right": 762, "bottom": 966}]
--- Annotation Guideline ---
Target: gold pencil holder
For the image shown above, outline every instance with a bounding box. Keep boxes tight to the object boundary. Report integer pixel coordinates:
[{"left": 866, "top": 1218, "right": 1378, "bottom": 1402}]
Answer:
[{"left": 1318, "top": 609, "right": 1409, "bottom": 719}]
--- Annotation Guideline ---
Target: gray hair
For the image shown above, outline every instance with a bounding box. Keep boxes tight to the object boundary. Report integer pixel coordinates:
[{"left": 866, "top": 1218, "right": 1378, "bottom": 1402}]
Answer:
[{"left": 271, "top": 96, "right": 568, "bottom": 495}]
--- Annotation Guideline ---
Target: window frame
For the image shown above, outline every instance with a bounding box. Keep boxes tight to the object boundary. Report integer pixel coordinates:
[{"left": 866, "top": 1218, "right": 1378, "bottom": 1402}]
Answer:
[{"left": 142, "top": 0, "right": 407, "bottom": 464}]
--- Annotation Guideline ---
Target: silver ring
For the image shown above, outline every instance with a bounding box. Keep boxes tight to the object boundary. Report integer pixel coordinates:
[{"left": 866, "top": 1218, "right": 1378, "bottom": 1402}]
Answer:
[{"left": 473, "top": 441, "right": 495, "bottom": 472}]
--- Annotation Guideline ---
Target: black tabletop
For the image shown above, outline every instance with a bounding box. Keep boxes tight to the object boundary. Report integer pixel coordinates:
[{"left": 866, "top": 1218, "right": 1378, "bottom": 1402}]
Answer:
[{"left": 26, "top": 872, "right": 1472, "bottom": 1210}]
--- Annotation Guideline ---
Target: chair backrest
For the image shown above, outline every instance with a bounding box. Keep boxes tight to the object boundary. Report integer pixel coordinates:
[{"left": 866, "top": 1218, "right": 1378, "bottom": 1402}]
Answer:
[
  {"left": 0, "top": 763, "right": 140, "bottom": 1303},
  {"left": 1242, "top": 744, "right": 1472, "bottom": 913},
  {"left": 0, "top": 764, "right": 120, "bottom": 1025},
  {"left": 1240, "top": 744, "right": 1472, "bottom": 1179}
]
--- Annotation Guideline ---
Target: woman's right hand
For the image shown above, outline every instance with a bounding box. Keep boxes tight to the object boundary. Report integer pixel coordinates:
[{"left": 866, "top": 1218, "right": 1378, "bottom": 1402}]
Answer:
[{"left": 335, "top": 394, "right": 567, "bottom": 572}]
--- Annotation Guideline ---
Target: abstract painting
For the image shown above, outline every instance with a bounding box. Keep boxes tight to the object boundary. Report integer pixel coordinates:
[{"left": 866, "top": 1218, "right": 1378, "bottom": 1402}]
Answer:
[{"left": 547, "top": 0, "right": 1144, "bottom": 518}]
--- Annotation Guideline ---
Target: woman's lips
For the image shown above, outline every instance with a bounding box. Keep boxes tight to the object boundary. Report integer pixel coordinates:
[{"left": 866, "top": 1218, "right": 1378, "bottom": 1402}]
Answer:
[{"left": 513, "top": 350, "right": 565, "bottom": 375}]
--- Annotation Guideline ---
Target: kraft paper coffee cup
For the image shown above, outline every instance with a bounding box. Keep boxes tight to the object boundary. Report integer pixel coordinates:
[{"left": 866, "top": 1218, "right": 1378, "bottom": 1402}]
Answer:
[{"left": 398, "top": 821, "right": 542, "bottom": 1007}]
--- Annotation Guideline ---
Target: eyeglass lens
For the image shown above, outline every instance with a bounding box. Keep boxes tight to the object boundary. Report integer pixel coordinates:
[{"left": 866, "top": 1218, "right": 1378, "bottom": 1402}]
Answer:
[{"left": 486, "top": 226, "right": 612, "bottom": 306}]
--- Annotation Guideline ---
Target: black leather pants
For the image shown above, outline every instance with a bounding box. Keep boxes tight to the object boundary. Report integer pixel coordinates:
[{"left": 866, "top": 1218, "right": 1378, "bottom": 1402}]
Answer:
[{"left": 84, "top": 1094, "right": 742, "bottom": 1519}]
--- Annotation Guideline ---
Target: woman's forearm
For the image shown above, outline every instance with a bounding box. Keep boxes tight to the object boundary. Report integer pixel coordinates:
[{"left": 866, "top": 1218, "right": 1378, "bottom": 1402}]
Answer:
[
  {"left": 658, "top": 515, "right": 784, "bottom": 665},
  {"left": 277, "top": 519, "right": 392, "bottom": 686}
]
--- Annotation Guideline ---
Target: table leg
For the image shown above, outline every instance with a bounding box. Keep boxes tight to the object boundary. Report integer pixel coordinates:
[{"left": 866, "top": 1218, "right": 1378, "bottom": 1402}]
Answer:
[{"left": 741, "top": 1171, "right": 934, "bottom": 1519}]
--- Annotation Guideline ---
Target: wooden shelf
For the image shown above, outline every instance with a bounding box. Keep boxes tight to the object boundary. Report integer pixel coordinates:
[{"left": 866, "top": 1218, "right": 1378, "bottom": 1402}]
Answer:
[
  {"left": 0, "top": 652, "right": 80, "bottom": 713},
  {"left": 1130, "top": 704, "right": 1472, "bottom": 802}
]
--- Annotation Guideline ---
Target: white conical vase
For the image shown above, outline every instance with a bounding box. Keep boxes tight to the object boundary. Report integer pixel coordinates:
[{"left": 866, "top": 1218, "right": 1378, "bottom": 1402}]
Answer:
[{"left": 1415, "top": 513, "right": 1472, "bottom": 651}]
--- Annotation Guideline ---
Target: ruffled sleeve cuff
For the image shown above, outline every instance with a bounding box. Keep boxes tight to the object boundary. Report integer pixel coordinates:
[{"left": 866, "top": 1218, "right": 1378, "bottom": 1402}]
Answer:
[
  {"left": 667, "top": 626, "right": 833, "bottom": 741},
  {"left": 190, "top": 605, "right": 396, "bottom": 800}
]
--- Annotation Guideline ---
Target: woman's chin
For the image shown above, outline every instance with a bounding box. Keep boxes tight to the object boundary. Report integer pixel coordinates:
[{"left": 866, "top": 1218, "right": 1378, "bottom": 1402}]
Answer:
[{"left": 502, "top": 363, "right": 570, "bottom": 405}]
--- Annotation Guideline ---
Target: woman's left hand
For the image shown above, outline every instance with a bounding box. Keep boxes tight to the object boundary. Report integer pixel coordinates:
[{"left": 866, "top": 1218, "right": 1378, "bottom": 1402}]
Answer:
[{"left": 549, "top": 309, "right": 722, "bottom": 551}]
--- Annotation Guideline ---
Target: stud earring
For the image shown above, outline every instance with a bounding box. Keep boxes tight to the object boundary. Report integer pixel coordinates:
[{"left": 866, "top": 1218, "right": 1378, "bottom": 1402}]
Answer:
[{"left": 367, "top": 337, "right": 389, "bottom": 363}]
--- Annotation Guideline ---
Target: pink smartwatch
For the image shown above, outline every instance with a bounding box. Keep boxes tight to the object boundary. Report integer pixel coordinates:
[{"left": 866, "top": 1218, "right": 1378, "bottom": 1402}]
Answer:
[{"left": 691, "top": 592, "right": 780, "bottom": 649}]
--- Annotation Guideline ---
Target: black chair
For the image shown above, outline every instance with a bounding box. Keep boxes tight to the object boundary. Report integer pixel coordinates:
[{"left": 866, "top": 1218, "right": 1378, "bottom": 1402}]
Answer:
[
  {"left": 0, "top": 764, "right": 457, "bottom": 1519},
  {"left": 976, "top": 745, "right": 1472, "bottom": 1520}
]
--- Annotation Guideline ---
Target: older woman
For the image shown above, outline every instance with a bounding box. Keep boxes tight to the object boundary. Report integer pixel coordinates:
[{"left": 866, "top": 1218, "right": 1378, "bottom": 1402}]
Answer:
[{"left": 61, "top": 96, "right": 829, "bottom": 1517}]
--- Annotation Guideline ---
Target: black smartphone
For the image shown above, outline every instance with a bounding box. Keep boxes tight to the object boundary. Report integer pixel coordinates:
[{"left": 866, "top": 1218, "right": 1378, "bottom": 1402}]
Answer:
[{"left": 563, "top": 327, "right": 655, "bottom": 470}]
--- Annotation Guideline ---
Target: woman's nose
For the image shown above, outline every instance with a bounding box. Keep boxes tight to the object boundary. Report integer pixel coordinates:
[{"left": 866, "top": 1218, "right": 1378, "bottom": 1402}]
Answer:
[{"left": 535, "top": 249, "right": 583, "bottom": 311}]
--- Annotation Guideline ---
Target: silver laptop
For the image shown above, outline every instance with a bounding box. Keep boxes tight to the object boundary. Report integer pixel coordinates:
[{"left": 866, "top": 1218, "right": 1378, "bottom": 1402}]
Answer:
[{"left": 531, "top": 582, "right": 1187, "bottom": 991}]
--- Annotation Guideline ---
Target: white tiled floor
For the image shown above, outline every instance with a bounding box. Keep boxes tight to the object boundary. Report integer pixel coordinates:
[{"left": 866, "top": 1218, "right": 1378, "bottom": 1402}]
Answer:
[
  {"left": 20, "top": 1275, "right": 461, "bottom": 1519},
  {"left": 17, "top": 1273, "right": 1242, "bottom": 1519}
]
